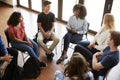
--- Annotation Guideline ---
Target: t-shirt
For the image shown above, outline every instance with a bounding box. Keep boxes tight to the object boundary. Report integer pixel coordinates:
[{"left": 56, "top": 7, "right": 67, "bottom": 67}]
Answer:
[
  {"left": 37, "top": 12, "right": 56, "bottom": 32},
  {"left": 98, "top": 46, "right": 119, "bottom": 76},
  {"left": 8, "top": 23, "right": 25, "bottom": 40}
]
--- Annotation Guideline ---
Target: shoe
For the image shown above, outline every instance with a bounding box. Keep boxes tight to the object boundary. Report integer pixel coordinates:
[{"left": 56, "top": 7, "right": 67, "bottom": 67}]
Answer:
[
  {"left": 39, "top": 61, "right": 47, "bottom": 68},
  {"left": 56, "top": 56, "right": 68, "bottom": 64},
  {"left": 46, "top": 53, "right": 54, "bottom": 62}
]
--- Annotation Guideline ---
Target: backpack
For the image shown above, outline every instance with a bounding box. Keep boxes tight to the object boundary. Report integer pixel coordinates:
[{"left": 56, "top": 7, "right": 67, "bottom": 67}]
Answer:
[{"left": 22, "top": 57, "right": 41, "bottom": 78}]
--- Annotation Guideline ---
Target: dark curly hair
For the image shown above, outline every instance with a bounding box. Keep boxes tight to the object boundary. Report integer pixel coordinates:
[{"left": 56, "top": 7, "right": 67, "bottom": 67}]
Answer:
[
  {"left": 73, "top": 4, "right": 87, "bottom": 19},
  {"left": 7, "top": 11, "right": 21, "bottom": 27}
]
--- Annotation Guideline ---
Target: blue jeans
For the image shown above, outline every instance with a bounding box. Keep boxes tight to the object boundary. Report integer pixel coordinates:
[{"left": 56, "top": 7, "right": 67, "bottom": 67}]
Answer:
[
  {"left": 63, "top": 32, "right": 83, "bottom": 51},
  {"left": 74, "top": 41, "right": 100, "bottom": 62},
  {"left": 10, "top": 39, "right": 39, "bottom": 59}
]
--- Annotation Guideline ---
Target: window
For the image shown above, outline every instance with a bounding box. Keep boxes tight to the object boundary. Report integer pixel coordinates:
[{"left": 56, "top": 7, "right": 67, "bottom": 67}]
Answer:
[
  {"left": 49, "top": 0, "right": 58, "bottom": 18},
  {"left": 111, "top": 0, "right": 120, "bottom": 31},
  {"left": 19, "top": 0, "right": 29, "bottom": 8},
  {"left": 31, "top": 0, "right": 42, "bottom": 12},
  {"left": 85, "top": 0, "right": 105, "bottom": 32},
  {"left": 62, "top": 0, "right": 79, "bottom": 21}
]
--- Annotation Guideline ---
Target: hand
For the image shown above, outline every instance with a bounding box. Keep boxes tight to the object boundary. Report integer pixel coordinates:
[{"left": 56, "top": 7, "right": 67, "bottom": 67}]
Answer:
[
  {"left": 68, "top": 29, "right": 77, "bottom": 34},
  {"left": 4, "top": 54, "right": 13, "bottom": 62},
  {"left": 45, "top": 31, "right": 51, "bottom": 39},
  {"left": 26, "top": 41, "right": 33, "bottom": 48},
  {"left": 87, "top": 43, "right": 95, "bottom": 49},
  {"left": 93, "top": 52, "right": 103, "bottom": 59},
  {"left": 43, "top": 32, "right": 48, "bottom": 39}
]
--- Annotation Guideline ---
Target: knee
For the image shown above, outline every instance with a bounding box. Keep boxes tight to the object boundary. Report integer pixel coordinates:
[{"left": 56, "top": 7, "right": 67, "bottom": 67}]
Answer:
[
  {"left": 64, "top": 33, "right": 71, "bottom": 39},
  {"left": 54, "top": 38, "right": 59, "bottom": 44},
  {"left": 74, "top": 45, "right": 80, "bottom": 52},
  {"left": 37, "top": 38, "right": 43, "bottom": 44}
]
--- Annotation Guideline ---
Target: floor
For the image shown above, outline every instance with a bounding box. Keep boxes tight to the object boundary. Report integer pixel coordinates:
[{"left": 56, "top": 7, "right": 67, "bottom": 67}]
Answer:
[{"left": 0, "top": 2, "right": 94, "bottom": 80}]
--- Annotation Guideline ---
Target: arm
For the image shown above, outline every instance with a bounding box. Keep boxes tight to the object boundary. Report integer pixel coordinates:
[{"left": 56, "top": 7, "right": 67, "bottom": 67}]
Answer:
[
  {"left": 0, "top": 54, "right": 13, "bottom": 62},
  {"left": 0, "top": 36, "right": 8, "bottom": 55},
  {"left": 66, "top": 27, "right": 77, "bottom": 34},
  {"left": 0, "top": 36, "right": 13, "bottom": 62},
  {"left": 23, "top": 32, "right": 33, "bottom": 48},
  {"left": 38, "top": 22, "right": 48, "bottom": 38},
  {"left": 9, "top": 31, "right": 28, "bottom": 44},
  {"left": 48, "top": 22, "right": 55, "bottom": 34},
  {"left": 66, "top": 16, "right": 77, "bottom": 34},
  {"left": 8, "top": 26, "right": 33, "bottom": 48},
  {"left": 92, "top": 52, "right": 104, "bottom": 70}
]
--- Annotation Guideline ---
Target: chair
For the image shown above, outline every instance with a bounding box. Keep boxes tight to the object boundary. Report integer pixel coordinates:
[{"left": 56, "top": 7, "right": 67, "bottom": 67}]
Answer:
[
  {"left": 4, "top": 28, "right": 29, "bottom": 63},
  {"left": 61, "top": 22, "right": 90, "bottom": 52}
]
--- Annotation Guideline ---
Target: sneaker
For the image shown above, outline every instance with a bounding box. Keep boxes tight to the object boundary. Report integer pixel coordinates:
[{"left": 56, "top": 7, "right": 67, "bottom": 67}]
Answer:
[
  {"left": 39, "top": 61, "right": 47, "bottom": 68},
  {"left": 46, "top": 53, "right": 54, "bottom": 62}
]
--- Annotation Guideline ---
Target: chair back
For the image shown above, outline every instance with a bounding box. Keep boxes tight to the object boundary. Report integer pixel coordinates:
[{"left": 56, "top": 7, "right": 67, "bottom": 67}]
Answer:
[
  {"left": 4, "top": 28, "right": 11, "bottom": 47},
  {"left": 84, "top": 22, "right": 90, "bottom": 40}
]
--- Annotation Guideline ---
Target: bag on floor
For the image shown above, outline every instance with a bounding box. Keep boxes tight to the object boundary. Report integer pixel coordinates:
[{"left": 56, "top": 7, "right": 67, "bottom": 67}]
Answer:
[{"left": 22, "top": 57, "right": 41, "bottom": 78}]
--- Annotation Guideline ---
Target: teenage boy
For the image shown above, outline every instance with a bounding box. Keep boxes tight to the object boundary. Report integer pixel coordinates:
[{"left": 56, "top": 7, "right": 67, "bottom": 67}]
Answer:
[
  {"left": 92, "top": 30, "right": 120, "bottom": 79},
  {"left": 37, "top": 0, "right": 59, "bottom": 62}
]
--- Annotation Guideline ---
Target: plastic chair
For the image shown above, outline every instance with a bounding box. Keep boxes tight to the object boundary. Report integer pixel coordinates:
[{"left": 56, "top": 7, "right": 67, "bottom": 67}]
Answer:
[{"left": 4, "top": 28, "right": 29, "bottom": 63}]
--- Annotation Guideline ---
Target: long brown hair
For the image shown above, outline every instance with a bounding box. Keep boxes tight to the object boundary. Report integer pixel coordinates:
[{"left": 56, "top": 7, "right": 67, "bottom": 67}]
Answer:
[{"left": 64, "top": 52, "right": 89, "bottom": 80}]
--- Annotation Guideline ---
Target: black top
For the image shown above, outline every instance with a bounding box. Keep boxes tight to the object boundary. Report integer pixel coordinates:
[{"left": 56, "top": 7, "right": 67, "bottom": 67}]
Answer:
[{"left": 37, "top": 12, "right": 56, "bottom": 32}]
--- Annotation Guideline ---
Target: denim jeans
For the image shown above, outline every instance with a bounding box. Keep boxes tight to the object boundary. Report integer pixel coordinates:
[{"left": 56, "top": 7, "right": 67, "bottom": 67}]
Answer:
[
  {"left": 74, "top": 41, "right": 100, "bottom": 62},
  {"left": 63, "top": 32, "right": 83, "bottom": 51},
  {"left": 11, "top": 39, "right": 39, "bottom": 59}
]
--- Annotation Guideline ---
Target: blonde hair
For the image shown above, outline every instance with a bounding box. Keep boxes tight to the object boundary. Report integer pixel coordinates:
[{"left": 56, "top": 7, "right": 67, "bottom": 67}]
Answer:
[
  {"left": 64, "top": 52, "right": 89, "bottom": 80},
  {"left": 103, "top": 13, "right": 115, "bottom": 30}
]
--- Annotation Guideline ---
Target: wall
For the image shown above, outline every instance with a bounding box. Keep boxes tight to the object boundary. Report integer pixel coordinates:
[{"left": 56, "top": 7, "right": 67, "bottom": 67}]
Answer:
[{"left": 0, "top": 0, "right": 13, "bottom": 6}]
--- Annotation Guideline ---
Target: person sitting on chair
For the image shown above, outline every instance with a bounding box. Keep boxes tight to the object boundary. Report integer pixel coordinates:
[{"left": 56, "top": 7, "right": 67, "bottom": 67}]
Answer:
[
  {"left": 74, "top": 13, "right": 115, "bottom": 63},
  {"left": 0, "top": 35, "right": 21, "bottom": 80},
  {"left": 37, "top": 0, "right": 59, "bottom": 62},
  {"left": 7, "top": 11, "right": 46, "bottom": 68},
  {"left": 54, "top": 52, "right": 94, "bottom": 80},
  {"left": 56, "top": 4, "right": 88, "bottom": 64},
  {"left": 92, "top": 30, "right": 120, "bottom": 79}
]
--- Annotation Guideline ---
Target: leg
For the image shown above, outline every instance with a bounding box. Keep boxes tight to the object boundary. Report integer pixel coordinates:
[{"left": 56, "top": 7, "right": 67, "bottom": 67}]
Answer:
[
  {"left": 11, "top": 41, "right": 39, "bottom": 59},
  {"left": 77, "top": 40, "right": 90, "bottom": 47},
  {"left": 49, "top": 33, "right": 59, "bottom": 53},
  {"left": 37, "top": 32, "right": 51, "bottom": 53},
  {"left": 45, "top": 33, "right": 59, "bottom": 62},
  {"left": 29, "top": 39, "right": 39, "bottom": 57},
  {"left": 92, "top": 70, "right": 100, "bottom": 80},
  {"left": 70, "top": 34, "right": 83, "bottom": 44},
  {"left": 56, "top": 32, "right": 72, "bottom": 64},
  {"left": 74, "top": 44, "right": 93, "bottom": 62}
]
